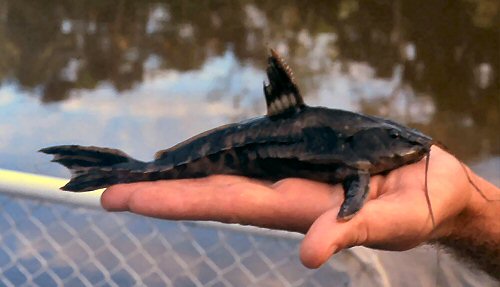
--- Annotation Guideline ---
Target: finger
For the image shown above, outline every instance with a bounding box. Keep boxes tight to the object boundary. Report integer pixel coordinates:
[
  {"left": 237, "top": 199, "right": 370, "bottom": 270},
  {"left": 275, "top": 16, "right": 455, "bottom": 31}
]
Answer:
[
  {"left": 101, "top": 182, "right": 146, "bottom": 211},
  {"left": 300, "top": 196, "right": 429, "bottom": 269},
  {"left": 108, "top": 176, "right": 340, "bottom": 233},
  {"left": 101, "top": 175, "right": 253, "bottom": 212},
  {"left": 126, "top": 176, "right": 275, "bottom": 222},
  {"left": 272, "top": 178, "right": 345, "bottom": 216}
]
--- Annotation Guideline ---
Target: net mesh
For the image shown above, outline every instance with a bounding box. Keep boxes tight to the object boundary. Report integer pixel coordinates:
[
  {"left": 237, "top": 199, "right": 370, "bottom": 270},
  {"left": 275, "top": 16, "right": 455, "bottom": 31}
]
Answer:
[{"left": 0, "top": 193, "right": 386, "bottom": 287}]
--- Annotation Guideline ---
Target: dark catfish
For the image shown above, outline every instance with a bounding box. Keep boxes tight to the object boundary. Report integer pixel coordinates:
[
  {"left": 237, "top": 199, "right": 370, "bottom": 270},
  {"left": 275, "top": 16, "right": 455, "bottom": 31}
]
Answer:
[{"left": 41, "top": 50, "right": 433, "bottom": 219}]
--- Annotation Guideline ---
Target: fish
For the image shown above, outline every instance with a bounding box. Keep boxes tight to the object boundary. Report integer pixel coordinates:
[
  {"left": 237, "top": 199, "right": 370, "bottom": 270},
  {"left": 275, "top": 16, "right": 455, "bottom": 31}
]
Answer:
[{"left": 40, "top": 49, "right": 433, "bottom": 220}]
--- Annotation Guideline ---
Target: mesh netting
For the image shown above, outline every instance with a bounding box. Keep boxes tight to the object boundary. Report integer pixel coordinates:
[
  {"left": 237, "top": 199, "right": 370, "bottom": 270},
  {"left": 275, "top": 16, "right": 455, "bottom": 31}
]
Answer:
[{"left": 0, "top": 193, "right": 389, "bottom": 287}]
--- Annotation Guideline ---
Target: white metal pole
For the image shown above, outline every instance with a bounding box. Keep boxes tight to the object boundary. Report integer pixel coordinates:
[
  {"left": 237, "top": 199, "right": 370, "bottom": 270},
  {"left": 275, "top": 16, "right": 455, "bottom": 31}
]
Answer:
[{"left": 0, "top": 168, "right": 103, "bottom": 209}]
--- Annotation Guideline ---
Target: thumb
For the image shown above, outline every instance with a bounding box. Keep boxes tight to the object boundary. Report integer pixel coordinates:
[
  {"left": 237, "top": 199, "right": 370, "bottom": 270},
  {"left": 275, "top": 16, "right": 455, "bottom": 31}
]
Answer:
[
  {"left": 299, "top": 207, "right": 366, "bottom": 269},
  {"left": 299, "top": 198, "right": 429, "bottom": 269}
]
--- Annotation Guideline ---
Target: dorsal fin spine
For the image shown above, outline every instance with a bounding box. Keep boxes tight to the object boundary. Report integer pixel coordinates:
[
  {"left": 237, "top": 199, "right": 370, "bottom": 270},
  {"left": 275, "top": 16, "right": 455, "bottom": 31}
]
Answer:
[{"left": 264, "top": 49, "right": 305, "bottom": 117}]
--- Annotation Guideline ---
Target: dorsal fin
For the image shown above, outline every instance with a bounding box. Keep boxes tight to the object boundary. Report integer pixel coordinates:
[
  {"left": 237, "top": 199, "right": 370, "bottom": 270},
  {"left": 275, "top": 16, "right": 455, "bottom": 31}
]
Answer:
[{"left": 264, "top": 49, "right": 305, "bottom": 117}]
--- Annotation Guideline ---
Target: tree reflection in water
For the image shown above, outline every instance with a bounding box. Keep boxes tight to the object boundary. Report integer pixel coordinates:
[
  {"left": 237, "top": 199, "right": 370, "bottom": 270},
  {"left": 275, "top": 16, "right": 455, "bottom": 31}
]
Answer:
[{"left": 0, "top": 0, "right": 497, "bottom": 160}]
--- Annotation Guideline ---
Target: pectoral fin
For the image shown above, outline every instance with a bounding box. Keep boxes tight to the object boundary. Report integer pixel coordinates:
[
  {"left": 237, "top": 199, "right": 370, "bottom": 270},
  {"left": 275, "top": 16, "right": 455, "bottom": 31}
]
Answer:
[{"left": 338, "top": 170, "right": 371, "bottom": 220}]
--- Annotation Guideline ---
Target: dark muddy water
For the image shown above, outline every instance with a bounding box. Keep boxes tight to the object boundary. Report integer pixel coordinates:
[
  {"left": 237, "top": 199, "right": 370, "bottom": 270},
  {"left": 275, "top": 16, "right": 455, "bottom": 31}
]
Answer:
[
  {"left": 0, "top": 1, "right": 498, "bottom": 286},
  {"left": 0, "top": 1, "right": 498, "bottom": 176}
]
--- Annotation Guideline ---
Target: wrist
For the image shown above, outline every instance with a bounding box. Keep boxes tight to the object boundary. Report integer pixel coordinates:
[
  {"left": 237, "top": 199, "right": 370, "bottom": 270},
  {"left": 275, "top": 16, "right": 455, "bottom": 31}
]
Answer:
[
  {"left": 445, "top": 170, "right": 496, "bottom": 238},
  {"left": 434, "top": 169, "right": 500, "bottom": 279}
]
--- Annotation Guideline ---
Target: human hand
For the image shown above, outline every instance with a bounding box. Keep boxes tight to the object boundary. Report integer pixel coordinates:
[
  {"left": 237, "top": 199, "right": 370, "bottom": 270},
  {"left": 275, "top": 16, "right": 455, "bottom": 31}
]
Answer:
[{"left": 101, "top": 146, "right": 477, "bottom": 269}]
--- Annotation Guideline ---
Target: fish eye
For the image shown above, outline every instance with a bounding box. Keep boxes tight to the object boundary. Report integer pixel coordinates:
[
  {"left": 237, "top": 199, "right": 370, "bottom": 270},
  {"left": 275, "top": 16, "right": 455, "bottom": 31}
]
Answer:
[{"left": 389, "top": 129, "right": 399, "bottom": 138}]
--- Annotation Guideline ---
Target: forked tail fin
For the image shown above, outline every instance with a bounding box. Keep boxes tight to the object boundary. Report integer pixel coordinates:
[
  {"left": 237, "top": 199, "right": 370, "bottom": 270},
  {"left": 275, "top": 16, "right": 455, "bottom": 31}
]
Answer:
[{"left": 40, "top": 145, "right": 147, "bottom": 192}]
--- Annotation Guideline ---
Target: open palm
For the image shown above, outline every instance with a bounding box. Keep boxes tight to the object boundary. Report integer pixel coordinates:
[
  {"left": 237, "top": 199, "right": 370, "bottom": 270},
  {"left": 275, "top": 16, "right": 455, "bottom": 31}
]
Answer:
[{"left": 101, "top": 146, "right": 473, "bottom": 268}]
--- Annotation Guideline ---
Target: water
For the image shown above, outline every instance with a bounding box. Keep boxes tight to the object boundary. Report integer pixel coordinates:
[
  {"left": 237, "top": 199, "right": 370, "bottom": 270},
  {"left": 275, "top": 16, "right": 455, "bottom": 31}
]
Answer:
[{"left": 0, "top": 1, "right": 498, "bottom": 286}]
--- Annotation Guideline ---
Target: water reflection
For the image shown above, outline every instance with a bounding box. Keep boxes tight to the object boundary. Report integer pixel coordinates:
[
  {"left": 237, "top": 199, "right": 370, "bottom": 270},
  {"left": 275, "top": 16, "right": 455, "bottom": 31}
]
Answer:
[{"left": 0, "top": 0, "right": 498, "bottom": 162}]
